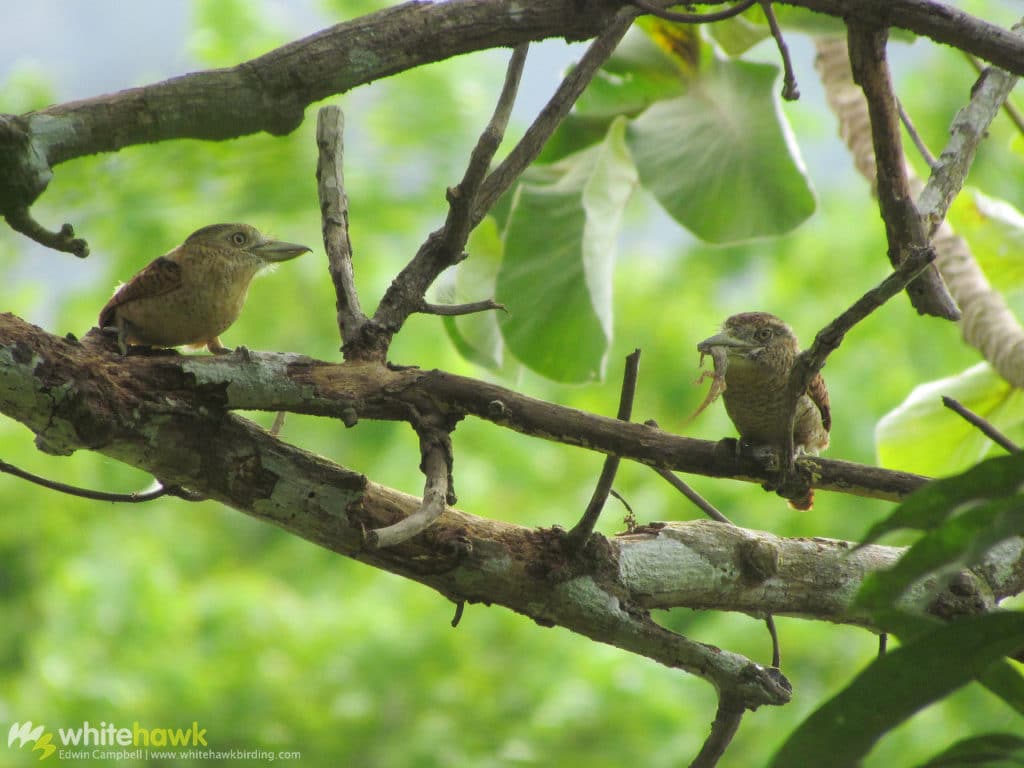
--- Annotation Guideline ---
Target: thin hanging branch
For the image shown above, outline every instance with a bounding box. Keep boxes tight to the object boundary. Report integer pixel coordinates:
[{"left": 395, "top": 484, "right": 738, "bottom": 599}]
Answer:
[
  {"left": 896, "top": 99, "right": 936, "bottom": 168},
  {"left": 0, "top": 459, "right": 204, "bottom": 502},
  {"left": 631, "top": 0, "right": 757, "bottom": 24},
  {"left": 644, "top": 420, "right": 733, "bottom": 525},
  {"left": 567, "top": 349, "right": 641, "bottom": 548},
  {"left": 760, "top": 1, "right": 800, "bottom": 100},
  {"left": 654, "top": 467, "right": 734, "bottom": 525},
  {"left": 5, "top": 209, "right": 89, "bottom": 258},
  {"left": 766, "top": 614, "right": 782, "bottom": 668}
]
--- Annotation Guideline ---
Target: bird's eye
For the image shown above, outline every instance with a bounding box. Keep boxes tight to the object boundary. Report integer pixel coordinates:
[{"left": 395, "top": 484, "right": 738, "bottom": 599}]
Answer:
[
  {"left": 755, "top": 328, "right": 773, "bottom": 342},
  {"left": 231, "top": 231, "right": 247, "bottom": 246}
]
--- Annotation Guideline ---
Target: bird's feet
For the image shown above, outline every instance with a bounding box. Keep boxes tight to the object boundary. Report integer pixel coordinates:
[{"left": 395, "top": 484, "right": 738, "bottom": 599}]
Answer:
[{"left": 732, "top": 439, "right": 782, "bottom": 473}]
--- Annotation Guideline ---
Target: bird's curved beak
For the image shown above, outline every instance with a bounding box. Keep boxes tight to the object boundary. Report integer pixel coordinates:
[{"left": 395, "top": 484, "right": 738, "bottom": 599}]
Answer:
[
  {"left": 697, "top": 332, "right": 756, "bottom": 355},
  {"left": 253, "top": 239, "right": 312, "bottom": 262}
]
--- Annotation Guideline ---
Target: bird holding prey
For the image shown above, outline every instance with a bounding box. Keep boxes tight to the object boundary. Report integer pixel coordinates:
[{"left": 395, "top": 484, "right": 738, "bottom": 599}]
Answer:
[
  {"left": 99, "top": 223, "right": 310, "bottom": 355},
  {"left": 695, "top": 312, "right": 830, "bottom": 509}
]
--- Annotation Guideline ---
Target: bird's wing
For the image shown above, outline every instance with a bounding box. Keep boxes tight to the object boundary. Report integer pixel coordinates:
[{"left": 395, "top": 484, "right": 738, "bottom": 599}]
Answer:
[
  {"left": 807, "top": 372, "right": 831, "bottom": 432},
  {"left": 98, "top": 256, "right": 182, "bottom": 329}
]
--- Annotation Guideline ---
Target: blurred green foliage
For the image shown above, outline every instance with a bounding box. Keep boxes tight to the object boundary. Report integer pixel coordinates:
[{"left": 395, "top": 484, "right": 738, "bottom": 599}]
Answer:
[{"left": 1, "top": 1, "right": 1023, "bottom": 766}]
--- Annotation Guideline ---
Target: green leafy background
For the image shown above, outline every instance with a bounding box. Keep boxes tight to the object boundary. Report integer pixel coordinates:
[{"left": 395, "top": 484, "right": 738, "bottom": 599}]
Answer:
[{"left": 1, "top": 1, "right": 1022, "bottom": 766}]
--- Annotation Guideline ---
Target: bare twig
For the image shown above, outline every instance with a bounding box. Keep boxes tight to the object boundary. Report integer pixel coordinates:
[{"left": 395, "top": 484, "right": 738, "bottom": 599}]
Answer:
[
  {"left": 766, "top": 614, "right": 781, "bottom": 668},
  {"left": 366, "top": 433, "right": 451, "bottom": 548},
  {"left": 443, "top": 43, "right": 529, "bottom": 253},
  {"left": 942, "top": 396, "right": 1021, "bottom": 453},
  {"left": 611, "top": 488, "right": 637, "bottom": 531},
  {"left": 781, "top": 245, "right": 937, "bottom": 474},
  {"left": 760, "top": 1, "right": 799, "bottom": 100},
  {"left": 451, "top": 600, "right": 466, "bottom": 628},
  {"left": 567, "top": 349, "right": 641, "bottom": 547},
  {"left": 690, "top": 694, "right": 745, "bottom": 768},
  {"left": 270, "top": 410, "right": 286, "bottom": 437},
  {"left": 846, "top": 23, "right": 959, "bottom": 320},
  {"left": 317, "top": 106, "right": 368, "bottom": 353},
  {"left": 631, "top": 0, "right": 757, "bottom": 24},
  {"left": 896, "top": 99, "right": 936, "bottom": 168},
  {"left": 5, "top": 208, "right": 88, "bottom": 257},
  {"left": 643, "top": 419, "right": 733, "bottom": 524},
  {"left": 473, "top": 9, "right": 637, "bottom": 223},
  {"left": 0, "top": 458, "right": 202, "bottom": 502},
  {"left": 419, "top": 299, "right": 507, "bottom": 316},
  {"left": 655, "top": 468, "right": 733, "bottom": 524},
  {"left": 371, "top": 44, "right": 529, "bottom": 342}
]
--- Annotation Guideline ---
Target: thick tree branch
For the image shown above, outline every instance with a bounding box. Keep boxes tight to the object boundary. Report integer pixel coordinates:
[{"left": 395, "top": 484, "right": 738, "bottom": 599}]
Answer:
[
  {"left": 917, "top": 56, "right": 1021, "bottom": 234},
  {"left": 3, "top": 0, "right": 1021, "bottom": 255},
  {"left": 1, "top": 321, "right": 1019, "bottom": 649},
  {"left": 27, "top": 323, "right": 927, "bottom": 504},
  {"left": 786, "top": 0, "right": 1024, "bottom": 76}
]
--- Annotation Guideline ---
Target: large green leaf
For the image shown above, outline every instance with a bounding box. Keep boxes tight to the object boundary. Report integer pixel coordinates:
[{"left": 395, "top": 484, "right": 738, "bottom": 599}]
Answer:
[
  {"left": 949, "top": 189, "right": 1024, "bottom": 293},
  {"left": 573, "top": 26, "right": 690, "bottom": 121},
  {"left": 979, "top": 660, "right": 1024, "bottom": 718},
  {"left": 875, "top": 362, "right": 1024, "bottom": 476},
  {"left": 866, "top": 614, "right": 1024, "bottom": 717},
  {"left": 625, "top": 56, "right": 815, "bottom": 243},
  {"left": 496, "top": 118, "right": 637, "bottom": 382},
  {"left": 543, "top": 26, "right": 691, "bottom": 164},
  {"left": 854, "top": 496, "right": 1024, "bottom": 612},
  {"left": 771, "top": 613, "right": 1024, "bottom": 768},
  {"left": 917, "top": 733, "right": 1024, "bottom": 768},
  {"left": 859, "top": 452, "right": 1024, "bottom": 546},
  {"left": 705, "top": 15, "right": 771, "bottom": 57}
]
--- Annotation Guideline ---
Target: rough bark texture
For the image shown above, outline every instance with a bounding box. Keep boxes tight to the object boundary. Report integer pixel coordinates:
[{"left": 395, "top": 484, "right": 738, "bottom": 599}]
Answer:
[
  {"left": 2, "top": 316, "right": 1020, "bottom": 643},
  {"left": 3, "top": 0, "right": 1023, "bottom": 233}
]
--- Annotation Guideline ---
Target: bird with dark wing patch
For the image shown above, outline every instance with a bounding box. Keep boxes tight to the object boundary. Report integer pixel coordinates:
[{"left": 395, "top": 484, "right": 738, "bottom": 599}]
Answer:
[
  {"left": 99, "top": 223, "right": 310, "bottom": 355},
  {"left": 697, "top": 312, "right": 830, "bottom": 509}
]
